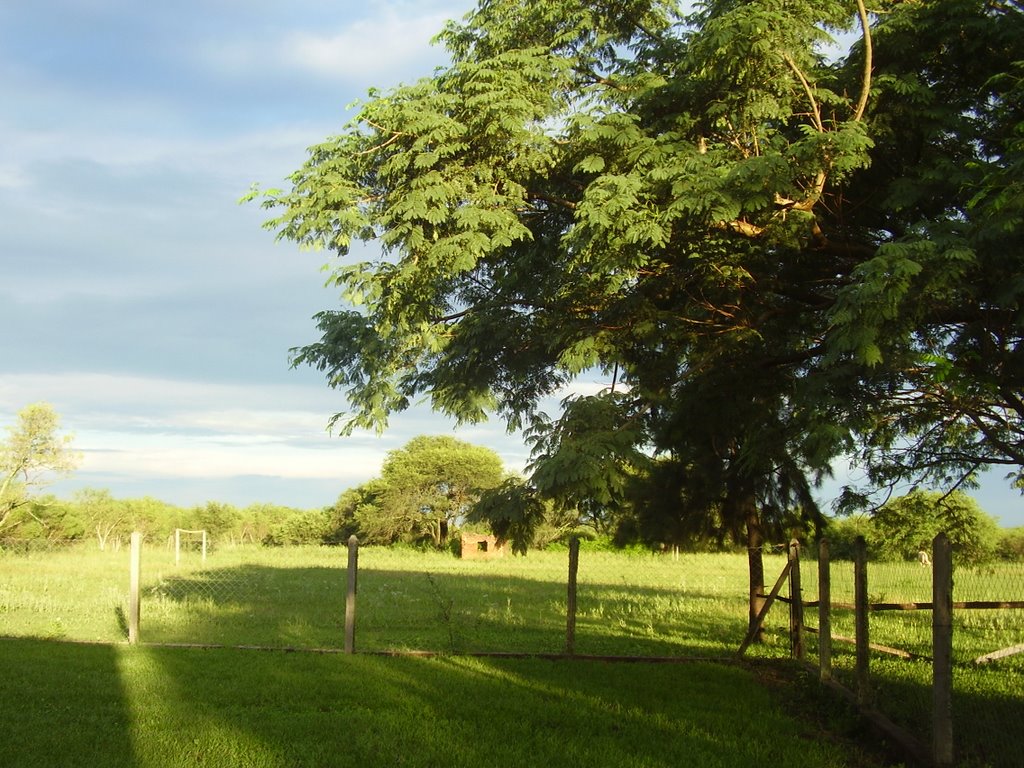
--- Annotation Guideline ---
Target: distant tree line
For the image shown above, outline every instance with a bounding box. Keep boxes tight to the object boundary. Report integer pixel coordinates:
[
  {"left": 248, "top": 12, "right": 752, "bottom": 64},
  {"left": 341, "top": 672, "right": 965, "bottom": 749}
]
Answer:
[
  {"left": 821, "top": 489, "right": 1022, "bottom": 565},
  {"left": 2, "top": 489, "right": 329, "bottom": 551},
  {"left": 3, "top": 404, "right": 1021, "bottom": 564}
]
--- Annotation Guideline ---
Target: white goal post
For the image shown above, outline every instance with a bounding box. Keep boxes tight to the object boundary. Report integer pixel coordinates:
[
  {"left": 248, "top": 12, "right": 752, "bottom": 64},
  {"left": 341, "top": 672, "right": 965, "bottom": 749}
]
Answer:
[{"left": 175, "top": 528, "right": 208, "bottom": 566}]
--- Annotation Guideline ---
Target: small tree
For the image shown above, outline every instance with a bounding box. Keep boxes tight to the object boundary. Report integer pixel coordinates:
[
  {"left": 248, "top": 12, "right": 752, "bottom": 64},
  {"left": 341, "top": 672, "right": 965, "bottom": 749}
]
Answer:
[
  {"left": 325, "top": 481, "right": 384, "bottom": 544},
  {"left": 996, "top": 528, "right": 1024, "bottom": 561},
  {"left": 73, "top": 488, "right": 127, "bottom": 551},
  {"left": 0, "top": 403, "right": 80, "bottom": 535},
  {"left": 190, "top": 501, "right": 240, "bottom": 544}
]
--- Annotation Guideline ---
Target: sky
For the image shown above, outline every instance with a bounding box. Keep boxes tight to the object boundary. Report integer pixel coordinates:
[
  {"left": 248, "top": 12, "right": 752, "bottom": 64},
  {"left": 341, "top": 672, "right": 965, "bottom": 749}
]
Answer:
[{"left": 2, "top": 1, "right": 1022, "bottom": 526}]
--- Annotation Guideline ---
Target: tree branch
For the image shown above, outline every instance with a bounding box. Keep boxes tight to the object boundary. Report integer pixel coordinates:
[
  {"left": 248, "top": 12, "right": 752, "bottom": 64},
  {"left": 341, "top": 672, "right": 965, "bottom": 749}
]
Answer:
[
  {"left": 852, "top": 0, "right": 873, "bottom": 123},
  {"left": 783, "top": 53, "right": 824, "bottom": 133}
]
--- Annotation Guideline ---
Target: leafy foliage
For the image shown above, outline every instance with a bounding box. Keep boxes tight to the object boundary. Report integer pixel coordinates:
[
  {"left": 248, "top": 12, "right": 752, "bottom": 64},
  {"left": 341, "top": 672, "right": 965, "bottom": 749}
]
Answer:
[
  {"left": 822, "top": 490, "right": 1003, "bottom": 566},
  {"left": 0, "top": 403, "right": 80, "bottom": 534},
  {"left": 870, "top": 489, "right": 1000, "bottom": 565},
  {"left": 257, "top": 1, "right": 1024, "bottom": 605},
  {"left": 466, "top": 477, "right": 549, "bottom": 555}
]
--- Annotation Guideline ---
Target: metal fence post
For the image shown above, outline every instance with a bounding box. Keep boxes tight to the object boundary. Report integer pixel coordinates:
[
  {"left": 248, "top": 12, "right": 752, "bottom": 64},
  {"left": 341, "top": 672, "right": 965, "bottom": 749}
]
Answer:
[
  {"left": 933, "top": 532, "right": 954, "bottom": 767},
  {"left": 345, "top": 535, "right": 359, "bottom": 654}
]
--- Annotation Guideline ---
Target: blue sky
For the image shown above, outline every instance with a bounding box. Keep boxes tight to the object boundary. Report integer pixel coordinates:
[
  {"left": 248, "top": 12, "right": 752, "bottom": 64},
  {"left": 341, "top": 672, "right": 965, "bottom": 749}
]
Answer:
[
  {"left": 0, "top": 0, "right": 538, "bottom": 509},
  {"left": 2, "top": 1, "right": 1022, "bottom": 526}
]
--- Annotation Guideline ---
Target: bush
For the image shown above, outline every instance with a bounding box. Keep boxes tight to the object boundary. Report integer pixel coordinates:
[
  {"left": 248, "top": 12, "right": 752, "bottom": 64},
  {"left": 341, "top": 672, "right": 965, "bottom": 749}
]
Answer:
[
  {"left": 817, "top": 515, "right": 874, "bottom": 560},
  {"left": 996, "top": 527, "right": 1024, "bottom": 561},
  {"left": 264, "top": 509, "right": 332, "bottom": 546}
]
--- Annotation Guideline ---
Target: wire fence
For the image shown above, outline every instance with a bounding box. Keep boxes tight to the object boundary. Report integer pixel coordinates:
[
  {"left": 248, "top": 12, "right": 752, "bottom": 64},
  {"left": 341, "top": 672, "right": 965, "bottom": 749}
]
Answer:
[
  {"left": 792, "top": 541, "right": 1024, "bottom": 768},
  {"left": 3, "top": 535, "right": 1022, "bottom": 766}
]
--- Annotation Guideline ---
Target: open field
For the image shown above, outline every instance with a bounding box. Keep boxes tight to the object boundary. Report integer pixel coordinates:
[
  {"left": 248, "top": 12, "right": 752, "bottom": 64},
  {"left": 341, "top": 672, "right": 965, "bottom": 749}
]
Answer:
[
  {"left": 2, "top": 542, "right": 1022, "bottom": 765},
  {"left": 0, "top": 542, "right": 771, "bottom": 654},
  {"left": 0, "top": 637, "right": 881, "bottom": 768}
]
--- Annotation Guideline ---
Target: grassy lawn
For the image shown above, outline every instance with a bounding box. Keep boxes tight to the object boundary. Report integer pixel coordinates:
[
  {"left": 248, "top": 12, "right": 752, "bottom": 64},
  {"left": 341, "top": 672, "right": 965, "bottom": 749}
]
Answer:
[
  {"left": 2, "top": 542, "right": 1022, "bottom": 765},
  {"left": 0, "top": 636, "right": 878, "bottom": 768}
]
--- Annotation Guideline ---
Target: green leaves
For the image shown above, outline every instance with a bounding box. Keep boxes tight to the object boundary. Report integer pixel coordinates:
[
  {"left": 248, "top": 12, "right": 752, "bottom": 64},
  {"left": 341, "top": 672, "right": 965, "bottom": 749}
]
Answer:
[
  {"left": 1, "top": 403, "right": 80, "bottom": 533},
  {"left": 526, "top": 393, "right": 650, "bottom": 527},
  {"left": 261, "top": 0, "right": 1024, "bottom": 541}
]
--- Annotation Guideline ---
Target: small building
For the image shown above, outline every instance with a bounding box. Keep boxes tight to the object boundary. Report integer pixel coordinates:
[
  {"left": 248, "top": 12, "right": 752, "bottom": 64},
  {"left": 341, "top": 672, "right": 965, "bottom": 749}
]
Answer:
[{"left": 460, "top": 533, "right": 505, "bottom": 560}]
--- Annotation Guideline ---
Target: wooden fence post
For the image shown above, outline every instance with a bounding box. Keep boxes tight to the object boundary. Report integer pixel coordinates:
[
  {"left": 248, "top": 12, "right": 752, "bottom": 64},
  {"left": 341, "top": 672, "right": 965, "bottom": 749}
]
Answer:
[
  {"left": 345, "top": 535, "right": 359, "bottom": 654},
  {"left": 129, "top": 531, "right": 141, "bottom": 645},
  {"left": 854, "top": 535, "right": 870, "bottom": 707},
  {"left": 932, "top": 532, "right": 954, "bottom": 767},
  {"left": 789, "top": 539, "right": 804, "bottom": 661},
  {"left": 818, "top": 538, "right": 832, "bottom": 682},
  {"left": 566, "top": 536, "right": 580, "bottom": 656}
]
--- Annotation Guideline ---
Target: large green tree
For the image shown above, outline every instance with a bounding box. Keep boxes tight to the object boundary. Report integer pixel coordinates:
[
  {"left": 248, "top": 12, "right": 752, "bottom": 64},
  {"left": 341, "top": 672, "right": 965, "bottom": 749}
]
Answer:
[
  {"left": 870, "top": 490, "right": 1000, "bottom": 565},
  {"left": 827, "top": 0, "right": 1024, "bottom": 503},
  {"left": 257, "top": 0, "right": 1023, "bottom": 634},
  {"left": 0, "top": 403, "right": 80, "bottom": 536},
  {"left": 358, "top": 435, "right": 505, "bottom": 547}
]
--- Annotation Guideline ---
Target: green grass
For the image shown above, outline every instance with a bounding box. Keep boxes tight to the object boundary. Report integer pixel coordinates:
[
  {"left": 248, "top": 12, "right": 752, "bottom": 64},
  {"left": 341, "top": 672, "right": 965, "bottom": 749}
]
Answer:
[
  {"left": 0, "top": 636, "right": 876, "bottom": 768},
  {"left": 2, "top": 542, "right": 1022, "bottom": 766}
]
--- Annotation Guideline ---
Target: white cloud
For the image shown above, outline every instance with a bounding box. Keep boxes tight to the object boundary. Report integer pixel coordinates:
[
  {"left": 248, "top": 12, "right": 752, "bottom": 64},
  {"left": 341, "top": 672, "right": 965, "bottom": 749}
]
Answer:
[
  {"left": 0, "top": 370, "right": 531, "bottom": 504},
  {"left": 278, "top": 11, "right": 452, "bottom": 82},
  {"left": 76, "top": 430, "right": 385, "bottom": 481},
  {"left": 0, "top": 163, "right": 28, "bottom": 190},
  {"left": 198, "top": 7, "right": 454, "bottom": 88}
]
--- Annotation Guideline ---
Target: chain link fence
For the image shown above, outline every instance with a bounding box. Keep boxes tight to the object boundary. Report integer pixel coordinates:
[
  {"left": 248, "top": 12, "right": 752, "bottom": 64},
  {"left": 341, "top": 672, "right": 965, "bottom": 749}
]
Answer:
[
  {"left": 794, "top": 541, "right": 1024, "bottom": 768},
  {"left": 0, "top": 539, "right": 130, "bottom": 642},
  {"left": 138, "top": 541, "right": 347, "bottom": 649},
  {"left": 4, "top": 534, "right": 1022, "bottom": 765},
  {"left": 352, "top": 545, "right": 756, "bottom": 657}
]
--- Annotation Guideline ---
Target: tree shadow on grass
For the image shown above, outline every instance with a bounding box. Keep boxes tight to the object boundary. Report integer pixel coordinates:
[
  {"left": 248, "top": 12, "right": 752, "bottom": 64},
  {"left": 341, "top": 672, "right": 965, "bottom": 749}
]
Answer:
[
  {"left": 0, "top": 637, "right": 137, "bottom": 768},
  {"left": 140, "top": 562, "right": 760, "bottom": 659},
  {"left": 138, "top": 646, "right": 856, "bottom": 768}
]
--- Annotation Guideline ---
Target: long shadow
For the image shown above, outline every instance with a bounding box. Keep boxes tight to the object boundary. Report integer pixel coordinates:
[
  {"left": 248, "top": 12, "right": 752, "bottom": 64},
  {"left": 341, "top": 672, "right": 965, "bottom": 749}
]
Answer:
[
  {"left": 0, "top": 637, "right": 137, "bottom": 767},
  {"left": 140, "top": 562, "right": 756, "bottom": 658},
  {"left": 135, "top": 645, "right": 856, "bottom": 768},
  {"left": 836, "top": 653, "right": 1024, "bottom": 768}
]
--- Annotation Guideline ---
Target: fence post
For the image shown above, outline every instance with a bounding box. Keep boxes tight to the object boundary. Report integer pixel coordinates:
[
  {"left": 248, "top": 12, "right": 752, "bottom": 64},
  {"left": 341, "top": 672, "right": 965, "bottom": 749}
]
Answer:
[
  {"left": 854, "top": 535, "right": 870, "bottom": 707},
  {"left": 818, "top": 538, "right": 832, "bottom": 682},
  {"left": 566, "top": 536, "right": 580, "bottom": 656},
  {"left": 789, "top": 539, "right": 804, "bottom": 661},
  {"left": 345, "top": 535, "right": 359, "bottom": 654},
  {"left": 932, "top": 532, "right": 954, "bottom": 767},
  {"left": 129, "top": 531, "right": 141, "bottom": 645}
]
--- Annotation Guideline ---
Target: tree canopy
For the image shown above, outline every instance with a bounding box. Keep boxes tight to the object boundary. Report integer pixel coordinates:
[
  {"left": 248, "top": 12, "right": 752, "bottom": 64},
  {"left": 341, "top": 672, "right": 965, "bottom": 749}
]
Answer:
[
  {"left": 333, "top": 435, "right": 506, "bottom": 547},
  {"left": 1, "top": 403, "right": 80, "bottom": 534},
  {"left": 870, "top": 489, "right": 1001, "bottom": 565},
  {"left": 256, "top": 0, "right": 1024, "bottom": 623}
]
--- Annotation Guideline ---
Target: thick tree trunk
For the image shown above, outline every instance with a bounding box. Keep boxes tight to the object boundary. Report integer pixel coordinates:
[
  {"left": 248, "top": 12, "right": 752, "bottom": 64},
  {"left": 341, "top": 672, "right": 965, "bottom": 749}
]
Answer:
[{"left": 722, "top": 475, "right": 767, "bottom": 643}]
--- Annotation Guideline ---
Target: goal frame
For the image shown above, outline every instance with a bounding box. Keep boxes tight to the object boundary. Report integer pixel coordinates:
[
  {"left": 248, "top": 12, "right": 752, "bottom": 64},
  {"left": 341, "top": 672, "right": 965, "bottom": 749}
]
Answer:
[{"left": 174, "top": 528, "right": 208, "bottom": 566}]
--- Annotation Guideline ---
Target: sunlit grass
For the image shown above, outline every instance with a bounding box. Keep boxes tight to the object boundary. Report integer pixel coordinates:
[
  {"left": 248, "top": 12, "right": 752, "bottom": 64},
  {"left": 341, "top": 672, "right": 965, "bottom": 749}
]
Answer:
[
  {"left": 1, "top": 637, "right": 868, "bottom": 768},
  {"left": 3, "top": 541, "right": 1022, "bottom": 765}
]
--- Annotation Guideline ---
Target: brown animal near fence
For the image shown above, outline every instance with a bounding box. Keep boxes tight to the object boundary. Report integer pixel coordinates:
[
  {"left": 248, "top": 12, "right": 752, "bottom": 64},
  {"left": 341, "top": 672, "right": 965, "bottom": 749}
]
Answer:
[{"left": 460, "top": 533, "right": 505, "bottom": 560}]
